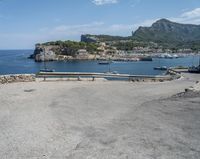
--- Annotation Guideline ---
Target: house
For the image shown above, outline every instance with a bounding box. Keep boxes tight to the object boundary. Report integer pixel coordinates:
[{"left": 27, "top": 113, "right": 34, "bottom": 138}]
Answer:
[
  {"left": 76, "top": 49, "right": 89, "bottom": 59},
  {"left": 77, "top": 49, "right": 88, "bottom": 55}
]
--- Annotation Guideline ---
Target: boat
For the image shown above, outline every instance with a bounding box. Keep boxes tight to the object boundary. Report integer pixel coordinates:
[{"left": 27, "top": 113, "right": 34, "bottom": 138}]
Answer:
[
  {"left": 188, "top": 56, "right": 200, "bottom": 73},
  {"left": 40, "top": 69, "right": 55, "bottom": 72},
  {"left": 158, "top": 53, "right": 173, "bottom": 59},
  {"left": 188, "top": 65, "right": 200, "bottom": 73},
  {"left": 98, "top": 61, "right": 111, "bottom": 65},
  {"left": 172, "top": 54, "right": 179, "bottom": 58},
  {"left": 139, "top": 56, "right": 153, "bottom": 61},
  {"left": 154, "top": 66, "right": 168, "bottom": 70},
  {"left": 112, "top": 71, "right": 119, "bottom": 74}
]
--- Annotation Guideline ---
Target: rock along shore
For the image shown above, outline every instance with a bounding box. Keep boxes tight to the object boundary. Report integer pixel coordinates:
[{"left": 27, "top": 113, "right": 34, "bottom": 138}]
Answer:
[{"left": 0, "top": 74, "right": 36, "bottom": 84}]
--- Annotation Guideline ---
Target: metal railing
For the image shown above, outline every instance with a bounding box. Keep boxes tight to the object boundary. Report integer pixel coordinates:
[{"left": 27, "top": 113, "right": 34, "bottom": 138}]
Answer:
[{"left": 36, "top": 72, "right": 173, "bottom": 82}]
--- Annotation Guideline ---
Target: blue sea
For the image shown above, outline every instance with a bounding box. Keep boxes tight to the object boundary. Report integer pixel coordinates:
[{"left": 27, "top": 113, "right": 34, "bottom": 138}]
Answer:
[{"left": 0, "top": 50, "right": 199, "bottom": 75}]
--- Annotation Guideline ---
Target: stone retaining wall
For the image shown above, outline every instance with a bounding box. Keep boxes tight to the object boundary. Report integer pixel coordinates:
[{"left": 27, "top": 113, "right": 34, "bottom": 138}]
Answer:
[
  {"left": 130, "top": 77, "right": 173, "bottom": 82},
  {"left": 0, "top": 74, "right": 36, "bottom": 84}
]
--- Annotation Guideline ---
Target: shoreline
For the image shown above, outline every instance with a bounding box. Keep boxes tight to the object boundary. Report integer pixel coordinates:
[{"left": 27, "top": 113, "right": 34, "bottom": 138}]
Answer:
[{"left": 30, "top": 52, "right": 199, "bottom": 62}]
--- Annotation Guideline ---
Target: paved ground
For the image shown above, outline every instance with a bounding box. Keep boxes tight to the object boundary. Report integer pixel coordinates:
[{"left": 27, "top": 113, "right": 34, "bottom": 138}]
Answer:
[{"left": 0, "top": 74, "right": 200, "bottom": 159}]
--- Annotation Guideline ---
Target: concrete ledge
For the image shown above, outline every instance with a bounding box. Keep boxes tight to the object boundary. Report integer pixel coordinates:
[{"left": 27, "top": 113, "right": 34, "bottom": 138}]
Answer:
[
  {"left": 37, "top": 72, "right": 177, "bottom": 82},
  {"left": 0, "top": 74, "right": 36, "bottom": 84}
]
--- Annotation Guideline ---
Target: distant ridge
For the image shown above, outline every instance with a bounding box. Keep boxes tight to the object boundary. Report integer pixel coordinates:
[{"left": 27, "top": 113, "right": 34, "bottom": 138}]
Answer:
[
  {"left": 133, "top": 19, "right": 200, "bottom": 43},
  {"left": 81, "top": 19, "right": 200, "bottom": 49}
]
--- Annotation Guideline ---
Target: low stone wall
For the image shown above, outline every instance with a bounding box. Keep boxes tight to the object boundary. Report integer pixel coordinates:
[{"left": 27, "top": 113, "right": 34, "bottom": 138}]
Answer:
[
  {"left": 0, "top": 74, "right": 36, "bottom": 84},
  {"left": 130, "top": 76, "right": 173, "bottom": 82}
]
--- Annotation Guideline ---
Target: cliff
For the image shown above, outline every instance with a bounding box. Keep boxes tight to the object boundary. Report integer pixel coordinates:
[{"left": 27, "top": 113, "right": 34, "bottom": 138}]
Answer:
[
  {"left": 30, "top": 45, "right": 57, "bottom": 62},
  {"left": 31, "top": 41, "right": 99, "bottom": 62}
]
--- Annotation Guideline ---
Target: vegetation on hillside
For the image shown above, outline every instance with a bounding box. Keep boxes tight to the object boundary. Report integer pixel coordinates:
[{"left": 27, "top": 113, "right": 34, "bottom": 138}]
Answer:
[
  {"left": 35, "top": 19, "right": 200, "bottom": 56},
  {"left": 37, "top": 40, "right": 98, "bottom": 56},
  {"left": 81, "top": 19, "right": 200, "bottom": 51},
  {"left": 132, "top": 19, "right": 200, "bottom": 50}
]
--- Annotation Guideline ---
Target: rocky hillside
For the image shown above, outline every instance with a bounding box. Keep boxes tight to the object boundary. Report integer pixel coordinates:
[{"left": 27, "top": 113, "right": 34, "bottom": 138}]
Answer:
[
  {"left": 32, "top": 19, "right": 200, "bottom": 61},
  {"left": 81, "top": 19, "right": 200, "bottom": 49},
  {"left": 30, "top": 41, "right": 99, "bottom": 62},
  {"left": 133, "top": 19, "right": 200, "bottom": 47}
]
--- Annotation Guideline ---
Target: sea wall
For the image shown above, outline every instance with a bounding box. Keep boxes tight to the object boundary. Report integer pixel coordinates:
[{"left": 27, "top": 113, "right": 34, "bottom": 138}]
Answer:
[{"left": 0, "top": 74, "right": 36, "bottom": 84}]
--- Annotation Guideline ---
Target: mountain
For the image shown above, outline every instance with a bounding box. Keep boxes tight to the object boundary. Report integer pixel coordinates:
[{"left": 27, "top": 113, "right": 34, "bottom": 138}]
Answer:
[
  {"left": 81, "top": 19, "right": 200, "bottom": 49},
  {"left": 132, "top": 19, "right": 200, "bottom": 46}
]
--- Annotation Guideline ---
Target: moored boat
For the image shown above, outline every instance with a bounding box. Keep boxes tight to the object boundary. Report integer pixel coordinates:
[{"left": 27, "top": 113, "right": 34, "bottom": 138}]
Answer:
[
  {"left": 40, "top": 69, "right": 55, "bottom": 72},
  {"left": 98, "top": 61, "right": 111, "bottom": 65},
  {"left": 188, "top": 65, "right": 200, "bottom": 73},
  {"left": 139, "top": 56, "right": 153, "bottom": 61},
  {"left": 188, "top": 56, "right": 200, "bottom": 73},
  {"left": 154, "top": 66, "right": 168, "bottom": 70}
]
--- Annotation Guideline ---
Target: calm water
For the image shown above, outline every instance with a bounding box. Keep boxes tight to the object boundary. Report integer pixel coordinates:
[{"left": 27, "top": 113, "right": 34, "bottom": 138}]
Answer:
[{"left": 0, "top": 50, "right": 199, "bottom": 75}]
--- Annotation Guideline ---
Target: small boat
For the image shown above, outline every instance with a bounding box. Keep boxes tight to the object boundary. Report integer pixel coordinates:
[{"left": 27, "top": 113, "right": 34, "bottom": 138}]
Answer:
[
  {"left": 112, "top": 71, "right": 119, "bottom": 74},
  {"left": 139, "top": 56, "right": 153, "bottom": 61},
  {"left": 98, "top": 61, "right": 111, "bottom": 65},
  {"left": 173, "top": 54, "right": 179, "bottom": 58},
  {"left": 160, "top": 53, "right": 173, "bottom": 59},
  {"left": 154, "top": 66, "right": 168, "bottom": 71},
  {"left": 40, "top": 69, "right": 55, "bottom": 72},
  {"left": 188, "top": 65, "right": 200, "bottom": 73},
  {"left": 189, "top": 56, "right": 200, "bottom": 73}
]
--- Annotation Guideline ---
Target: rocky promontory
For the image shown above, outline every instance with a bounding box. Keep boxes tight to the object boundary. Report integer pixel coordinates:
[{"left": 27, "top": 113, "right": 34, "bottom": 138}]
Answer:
[
  {"left": 30, "top": 41, "right": 99, "bottom": 62},
  {"left": 30, "top": 44, "right": 57, "bottom": 62}
]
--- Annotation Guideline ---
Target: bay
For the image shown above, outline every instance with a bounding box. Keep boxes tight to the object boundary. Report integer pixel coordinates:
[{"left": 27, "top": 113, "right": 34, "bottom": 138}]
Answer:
[{"left": 0, "top": 50, "right": 199, "bottom": 75}]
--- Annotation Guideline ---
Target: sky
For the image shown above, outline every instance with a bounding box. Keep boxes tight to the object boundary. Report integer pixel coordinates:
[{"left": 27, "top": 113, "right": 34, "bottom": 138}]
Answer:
[{"left": 0, "top": 0, "right": 200, "bottom": 49}]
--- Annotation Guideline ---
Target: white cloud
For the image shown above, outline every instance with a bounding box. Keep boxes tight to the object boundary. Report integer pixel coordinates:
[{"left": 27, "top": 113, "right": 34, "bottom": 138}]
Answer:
[
  {"left": 181, "top": 8, "right": 200, "bottom": 19},
  {"left": 92, "top": 0, "right": 118, "bottom": 6},
  {"left": 37, "top": 21, "right": 133, "bottom": 42},
  {"left": 169, "top": 8, "right": 200, "bottom": 24},
  {"left": 131, "top": 8, "right": 200, "bottom": 28},
  {"left": 108, "top": 24, "right": 133, "bottom": 31},
  {"left": 49, "top": 22, "right": 105, "bottom": 36}
]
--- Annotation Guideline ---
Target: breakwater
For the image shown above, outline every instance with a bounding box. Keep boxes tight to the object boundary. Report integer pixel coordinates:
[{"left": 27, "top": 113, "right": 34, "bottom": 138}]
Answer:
[{"left": 0, "top": 74, "right": 36, "bottom": 84}]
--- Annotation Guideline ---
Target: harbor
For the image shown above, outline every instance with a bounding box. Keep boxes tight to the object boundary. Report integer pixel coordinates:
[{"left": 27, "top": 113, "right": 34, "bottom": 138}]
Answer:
[{"left": 1, "top": 50, "right": 200, "bottom": 76}]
